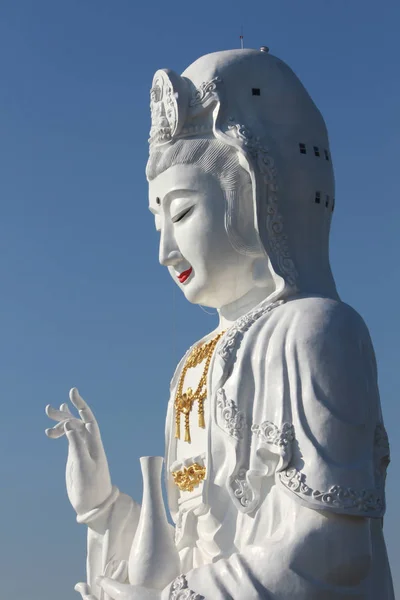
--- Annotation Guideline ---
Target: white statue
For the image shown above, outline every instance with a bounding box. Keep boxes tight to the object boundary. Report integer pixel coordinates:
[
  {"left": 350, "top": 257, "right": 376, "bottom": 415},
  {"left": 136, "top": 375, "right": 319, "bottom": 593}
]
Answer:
[{"left": 45, "top": 48, "right": 394, "bottom": 599}]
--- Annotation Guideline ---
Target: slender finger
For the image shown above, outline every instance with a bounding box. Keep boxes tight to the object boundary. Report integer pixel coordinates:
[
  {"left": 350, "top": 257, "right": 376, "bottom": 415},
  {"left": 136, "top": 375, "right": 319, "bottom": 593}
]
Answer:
[
  {"left": 97, "top": 579, "right": 157, "bottom": 600},
  {"left": 45, "top": 421, "right": 68, "bottom": 438},
  {"left": 74, "top": 583, "right": 91, "bottom": 596},
  {"left": 112, "top": 560, "right": 128, "bottom": 582},
  {"left": 45, "top": 418, "right": 84, "bottom": 438},
  {"left": 69, "top": 388, "right": 101, "bottom": 460},
  {"left": 65, "top": 421, "right": 91, "bottom": 462},
  {"left": 60, "top": 402, "right": 74, "bottom": 416},
  {"left": 65, "top": 419, "right": 86, "bottom": 431},
  {"left": 45, "top": 427, "right": 64, "bottom": 439},
  {"left": 74, "top": 583, "right": 98, "bottom": 600},
  {"left": 46, "top": 405, "right": 75, "bottom": 422},
  {"left": 103, "top": 565, "right": 113, "bottom": 582},
  {"left": 70, "top": 388, "right": 96, "bottom": 424},
  {"left": 84, "top": 420, "right": 103, "bottom": 460},
  {"left": 103, "top": 558, "right": 118, "bottom": 578},
  {"left": 97, "top": 577, "right": 130, "bottom": 599}
]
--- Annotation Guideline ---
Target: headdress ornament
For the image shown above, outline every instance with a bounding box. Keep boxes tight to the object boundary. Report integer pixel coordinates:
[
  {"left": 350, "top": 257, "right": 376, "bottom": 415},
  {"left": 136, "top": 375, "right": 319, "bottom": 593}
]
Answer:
[{"left": 149, "top": 69, "right": 221, "bottom": 149}]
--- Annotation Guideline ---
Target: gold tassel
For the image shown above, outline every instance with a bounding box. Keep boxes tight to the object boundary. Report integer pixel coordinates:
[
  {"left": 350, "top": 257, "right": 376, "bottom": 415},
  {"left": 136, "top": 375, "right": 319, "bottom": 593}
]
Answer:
[
  {"left": 198, "top": 399, "right": 205, "bottom": 429},
  {"left": 184, "top": 412, "right": 191, "bottom": 443},
  {"left": 175, "top": 412, "right": 181, "bottom": 439}
]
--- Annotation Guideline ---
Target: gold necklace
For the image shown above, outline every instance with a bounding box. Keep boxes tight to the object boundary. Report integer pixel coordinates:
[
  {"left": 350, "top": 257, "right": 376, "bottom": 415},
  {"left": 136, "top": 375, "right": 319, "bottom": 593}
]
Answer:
[{"left": 174, "top": 330, "right": 225, "bottom": 443}]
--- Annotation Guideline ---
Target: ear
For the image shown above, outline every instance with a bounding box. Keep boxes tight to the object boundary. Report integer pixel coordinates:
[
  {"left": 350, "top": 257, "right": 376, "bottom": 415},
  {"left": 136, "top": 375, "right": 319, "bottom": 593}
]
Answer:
[{"left": 252, "top": 257, "right": 272, "bottom": 288}]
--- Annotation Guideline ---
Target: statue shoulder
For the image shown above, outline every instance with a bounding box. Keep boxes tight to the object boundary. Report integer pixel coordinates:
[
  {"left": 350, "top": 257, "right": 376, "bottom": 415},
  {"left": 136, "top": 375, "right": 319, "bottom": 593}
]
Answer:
[
  {"left": 290, "top": 297, "right": 373, "bottom": 360},
  {"left": 264, "top": 297, "right": 378, "bottom": 424},
  {"left": 256, "top": 296, "right": 372, "bottom": 351},
  {"left": 246, "top": 297, "right": 377, "bottom": 410}
]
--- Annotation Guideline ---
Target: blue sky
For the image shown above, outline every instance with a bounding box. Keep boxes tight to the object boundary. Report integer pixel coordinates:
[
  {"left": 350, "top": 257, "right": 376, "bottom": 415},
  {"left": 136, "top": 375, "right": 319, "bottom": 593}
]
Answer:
[{"left": 0, "top": 1, "right": 399, "bottom": 598}]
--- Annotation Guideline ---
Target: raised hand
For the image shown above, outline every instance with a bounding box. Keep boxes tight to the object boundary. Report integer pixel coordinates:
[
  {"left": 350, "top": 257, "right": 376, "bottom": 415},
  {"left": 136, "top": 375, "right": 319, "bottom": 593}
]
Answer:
[{"left": 45, "top": 388, "right": 113, "bottom": 516}]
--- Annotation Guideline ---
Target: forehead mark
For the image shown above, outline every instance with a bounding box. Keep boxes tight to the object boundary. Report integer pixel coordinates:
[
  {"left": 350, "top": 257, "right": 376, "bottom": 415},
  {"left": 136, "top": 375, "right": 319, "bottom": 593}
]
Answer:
[
  {"left": 148, "top": 185, "right": 199, "bottom": 215},
  {"left": 151, "top": 188, "right": 197, "bottom": 205}
]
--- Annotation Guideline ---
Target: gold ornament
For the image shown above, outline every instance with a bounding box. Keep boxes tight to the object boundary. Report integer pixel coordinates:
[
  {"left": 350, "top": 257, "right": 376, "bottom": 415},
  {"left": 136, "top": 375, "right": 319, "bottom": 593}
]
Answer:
[
  {"left": 174, "top": 331, "right": 225, "bottom": 443},
  {"left": 172, "top": 463, "right": 207, "bottom": 492}
]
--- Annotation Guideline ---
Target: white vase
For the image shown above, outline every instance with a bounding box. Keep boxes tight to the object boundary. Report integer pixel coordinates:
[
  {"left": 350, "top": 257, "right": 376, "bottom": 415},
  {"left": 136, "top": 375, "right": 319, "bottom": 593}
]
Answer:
[{"left": 128, "top": 456, "right": 180, "bottom": 590}]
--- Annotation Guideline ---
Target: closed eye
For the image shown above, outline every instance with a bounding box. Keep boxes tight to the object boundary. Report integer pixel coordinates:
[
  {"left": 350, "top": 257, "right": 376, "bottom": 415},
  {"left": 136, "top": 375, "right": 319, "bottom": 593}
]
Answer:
[{"left": 172, "top": 206, "right": 194, "bottom": 223}]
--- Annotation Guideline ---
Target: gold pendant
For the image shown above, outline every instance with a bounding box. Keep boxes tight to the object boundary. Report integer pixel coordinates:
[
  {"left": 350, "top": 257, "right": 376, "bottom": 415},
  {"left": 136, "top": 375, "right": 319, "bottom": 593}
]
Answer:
[
  {"left": 175, "top": 388, "right": 194, "bottom": 441},
  {"left": 172, "top": 463, "right": 207, "bottom": 492}
]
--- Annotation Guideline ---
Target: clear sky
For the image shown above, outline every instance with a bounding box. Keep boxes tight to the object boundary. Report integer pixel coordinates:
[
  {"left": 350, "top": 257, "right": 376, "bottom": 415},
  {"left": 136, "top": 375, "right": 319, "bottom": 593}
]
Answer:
[{"left": 0, "top": 1, "right": 399, "bottom": 598}]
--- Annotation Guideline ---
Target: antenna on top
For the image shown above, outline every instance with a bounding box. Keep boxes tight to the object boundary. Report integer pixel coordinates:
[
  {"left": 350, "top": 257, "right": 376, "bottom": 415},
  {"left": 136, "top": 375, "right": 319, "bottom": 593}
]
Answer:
[{"left": 240, "top": 26, "right": 244, "bottom": 49}]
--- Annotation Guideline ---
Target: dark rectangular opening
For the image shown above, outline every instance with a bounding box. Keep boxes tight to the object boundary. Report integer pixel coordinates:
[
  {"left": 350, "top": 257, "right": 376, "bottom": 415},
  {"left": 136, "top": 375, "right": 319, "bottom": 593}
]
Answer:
[
  {"left": 314, "top": 146, "right": 320, "bottom": 157},
  {"left": 299, "top": 143, "right": 307, "bottom": 154},
  {"left": 315, "top": 191, "right": 321, "bottom": 204},
  {"left": 252, "top": 88, "right": 261, "bottom": 96}
]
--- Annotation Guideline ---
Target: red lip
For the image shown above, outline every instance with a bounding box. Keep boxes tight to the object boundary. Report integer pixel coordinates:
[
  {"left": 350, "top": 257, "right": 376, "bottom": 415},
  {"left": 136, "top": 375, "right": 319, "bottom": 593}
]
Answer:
[{"left": 178, "top": 267, "right": 193, "bottom": 283}]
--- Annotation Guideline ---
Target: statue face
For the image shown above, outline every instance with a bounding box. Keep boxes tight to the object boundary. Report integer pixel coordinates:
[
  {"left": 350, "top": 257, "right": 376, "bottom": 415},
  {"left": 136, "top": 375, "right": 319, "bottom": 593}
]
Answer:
[{"left": 149, "top": 164, "right": 256, "bottom": 308}]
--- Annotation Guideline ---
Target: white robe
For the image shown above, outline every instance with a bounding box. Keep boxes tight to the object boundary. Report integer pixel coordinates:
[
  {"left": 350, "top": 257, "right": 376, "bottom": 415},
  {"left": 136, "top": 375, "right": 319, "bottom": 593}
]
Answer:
[{"left": 85, "top": 296, "right": 394, "bottom": 599}]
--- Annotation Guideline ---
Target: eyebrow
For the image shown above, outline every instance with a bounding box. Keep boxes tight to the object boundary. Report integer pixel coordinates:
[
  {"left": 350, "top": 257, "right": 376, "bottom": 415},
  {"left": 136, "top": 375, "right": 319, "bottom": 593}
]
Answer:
[{"left": 148, "top": 188, "right": 197, "bottom": 214}]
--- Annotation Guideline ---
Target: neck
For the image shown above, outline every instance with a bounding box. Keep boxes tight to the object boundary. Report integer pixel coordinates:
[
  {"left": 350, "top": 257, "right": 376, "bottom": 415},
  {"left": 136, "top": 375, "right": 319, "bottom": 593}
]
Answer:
[{"left": 217, "top": 286, "right": 270, "bottom": 330}]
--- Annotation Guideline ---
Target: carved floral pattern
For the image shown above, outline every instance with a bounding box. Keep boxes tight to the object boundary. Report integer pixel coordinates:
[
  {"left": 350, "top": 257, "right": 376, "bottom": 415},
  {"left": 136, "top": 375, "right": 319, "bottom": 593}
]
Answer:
[
  {"left": 279, "top": 467, "right": 384, "bottom": 515},
  {"left": 189, "top": 77, "right": 222, "bottom": 107},
  {"left": 218, "top": 300, "right": 284, "bottom": 362},
  {"left": 251, "top": 421, "right": 295, "bottom": 448},
  {"left": 216, "top": 388, "right": 246, "bottom": 439},
  {"left": 171, "top": 575, "right": 204, "bottom": 600},
  {"left": 226, "top": 119, "right": 298, "bottom": 288},
  {"left": 236, "top": 419, "right": 386, "bottom": 516},
  {"left": 149, "top": 72, "right": 222, "bottom": 147},
  {"left": 232, "top": 468, "right": 254, "bottom": 508}
]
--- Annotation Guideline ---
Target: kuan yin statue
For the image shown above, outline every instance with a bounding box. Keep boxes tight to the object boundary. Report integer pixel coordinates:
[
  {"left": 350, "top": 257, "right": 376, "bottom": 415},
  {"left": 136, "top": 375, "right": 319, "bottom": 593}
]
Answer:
[{"left": 45, "top": 49, "right": 394, "bottom": 599}]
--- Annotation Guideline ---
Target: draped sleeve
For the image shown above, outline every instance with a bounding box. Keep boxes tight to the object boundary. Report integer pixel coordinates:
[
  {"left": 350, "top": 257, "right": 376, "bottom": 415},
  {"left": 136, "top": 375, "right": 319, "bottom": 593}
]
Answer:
[{"left": 246, "top": 296, "right": 388, "bottom": 519}]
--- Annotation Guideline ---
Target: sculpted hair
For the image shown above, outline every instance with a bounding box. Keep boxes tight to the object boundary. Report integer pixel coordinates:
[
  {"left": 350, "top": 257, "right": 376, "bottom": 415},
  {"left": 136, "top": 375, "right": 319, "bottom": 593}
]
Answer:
[
  {"left": 146, "top": 138, "right": 242, "bottom": 186},
  {"left": 146, "top": 138, "right": 262, "bottom": 256}
]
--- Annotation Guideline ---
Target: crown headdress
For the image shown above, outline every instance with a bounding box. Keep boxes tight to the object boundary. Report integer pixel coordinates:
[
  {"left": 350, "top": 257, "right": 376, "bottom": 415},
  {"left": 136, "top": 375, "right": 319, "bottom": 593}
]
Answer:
[{"left": 149, "top": 69, "right": 221, "bottom": 150}]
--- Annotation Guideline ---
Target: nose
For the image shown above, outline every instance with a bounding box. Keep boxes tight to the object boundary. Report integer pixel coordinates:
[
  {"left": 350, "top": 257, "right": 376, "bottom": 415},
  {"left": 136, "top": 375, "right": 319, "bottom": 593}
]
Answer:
[{"left": 159, "top": 226, "right": 182, "bottom": 267}]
